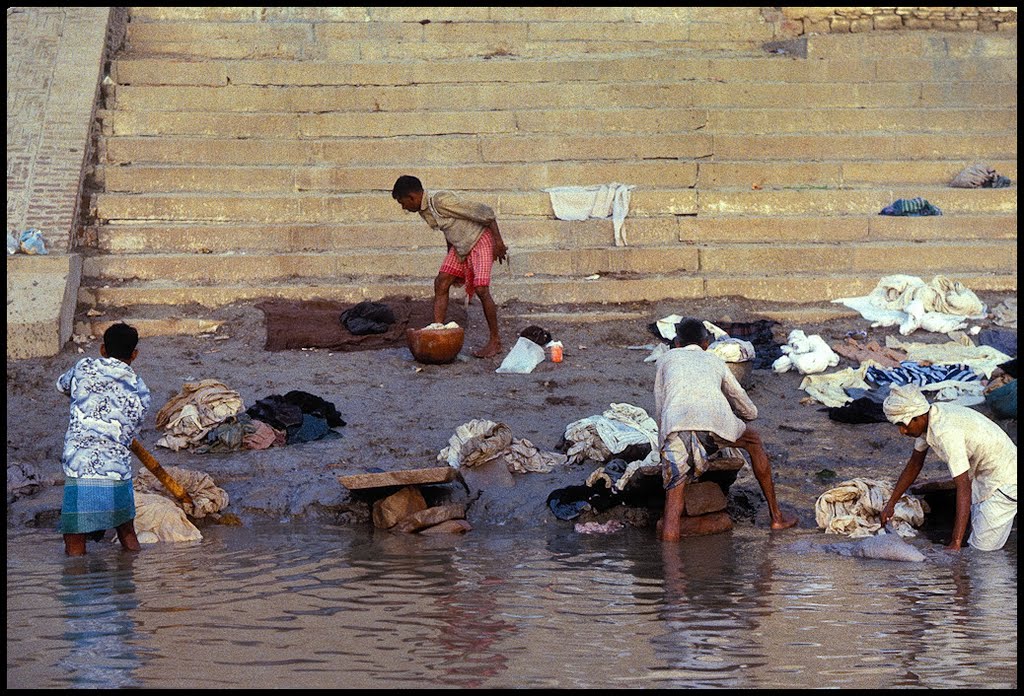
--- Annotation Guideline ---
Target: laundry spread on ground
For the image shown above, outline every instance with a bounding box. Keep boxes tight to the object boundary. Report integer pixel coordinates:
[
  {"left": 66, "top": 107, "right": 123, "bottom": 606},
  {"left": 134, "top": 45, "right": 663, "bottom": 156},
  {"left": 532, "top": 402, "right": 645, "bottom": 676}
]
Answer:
[
  {"left": 544, "top": 182, "right": 634, "bottom": 246},
  {"left": 831, "top": 336, "right": 907, "bottom": 369},
  {"left": 258, "top": 296, "right": 466, "bottom": 352},
  {"left": 834, "top": 274, "right": 986, "bottom": 335},
  {"left": 883, "top": 336, "right": 1011, "bottom": 378},
  {"left": 815, "top": 477, "right": 926, "bottom": 538}
]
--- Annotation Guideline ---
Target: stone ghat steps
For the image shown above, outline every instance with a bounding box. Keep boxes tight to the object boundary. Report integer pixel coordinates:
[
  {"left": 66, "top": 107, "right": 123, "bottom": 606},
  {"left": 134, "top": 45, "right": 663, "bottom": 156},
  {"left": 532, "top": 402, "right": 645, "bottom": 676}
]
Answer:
[
  {"left": 79, "top": 239, "right": 1017, "bottom": 286},
  {"left": 96, "top": 160, "right": 1019, "bottom": 194},
  {"left": 103, "top": 106, "right": 1019, "bottom": 138},
  {"left": 92, "top": 215, "right": 1019, "bottom": 254},
  {"left": 108, "top": 80, "right": 1016, "bottom": 113},
  {"left": 109, "top": 55, "right": 1017, "bottom": 87},
  {"left": 92, "top": 187, "right": 1017, "bottom": 224},
  {"left": 76, "top": 269, "right": 1017, "bottom": 318},
  {"left": 100, "top": 132, "right": 1017, "bottom": 166}
]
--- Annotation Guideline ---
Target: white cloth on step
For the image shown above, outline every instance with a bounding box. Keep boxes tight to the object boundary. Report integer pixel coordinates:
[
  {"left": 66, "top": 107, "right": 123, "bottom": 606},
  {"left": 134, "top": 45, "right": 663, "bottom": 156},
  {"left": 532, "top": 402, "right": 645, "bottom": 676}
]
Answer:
[
  {"left": 545, "top": 183, "right": 635, "bottom": 246},
  {"left": 833, "top": 274, "right": 985, "bottom": 335}
]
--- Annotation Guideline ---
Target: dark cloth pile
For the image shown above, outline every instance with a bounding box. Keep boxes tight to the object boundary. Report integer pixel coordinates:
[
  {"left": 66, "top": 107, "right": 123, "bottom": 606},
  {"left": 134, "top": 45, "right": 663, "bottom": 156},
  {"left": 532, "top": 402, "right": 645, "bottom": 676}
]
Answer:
[
  {"left": 258, "top": 296, "right": 466, "bottom": 352},
  {"left": 519, "top": 325, "right": 552, "bottom": 347},
  {"left": 246, "top": 390, "right": 346, "bottom": 445},
  {"left": 340, "top": 301, "right": 396, "bottom": 335},
  {"left": 713, "top": 320, "right": 784, "bottom": 370}
]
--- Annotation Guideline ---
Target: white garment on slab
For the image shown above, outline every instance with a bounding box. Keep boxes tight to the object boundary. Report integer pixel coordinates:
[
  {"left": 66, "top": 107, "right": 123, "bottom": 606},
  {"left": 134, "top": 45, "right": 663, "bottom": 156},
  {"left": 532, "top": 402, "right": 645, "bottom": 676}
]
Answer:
[{"left": 545, "top": 183, "right": 634, "bottom": 246}]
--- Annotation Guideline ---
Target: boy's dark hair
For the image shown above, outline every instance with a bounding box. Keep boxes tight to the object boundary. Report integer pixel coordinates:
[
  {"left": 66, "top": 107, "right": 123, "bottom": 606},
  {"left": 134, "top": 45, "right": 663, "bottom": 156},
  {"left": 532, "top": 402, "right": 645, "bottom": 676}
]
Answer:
[
  {"left": 103, "top": 322, "right": 139, "bottom": 361},
  {"left": 391, "top": 175, "right": 423, "bottom": 200},
  {"left": 674, "top": 318, "right": 710, "bottom": 347}
]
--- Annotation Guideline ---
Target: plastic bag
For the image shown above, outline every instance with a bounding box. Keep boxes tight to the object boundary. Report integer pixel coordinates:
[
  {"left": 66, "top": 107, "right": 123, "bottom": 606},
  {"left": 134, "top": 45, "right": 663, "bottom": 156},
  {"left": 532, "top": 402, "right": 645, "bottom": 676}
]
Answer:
[
  {"left": 19, "top": 228, "right": 48, "bottom": 255},
  {"left": 495, "top": 336, "right": 545, "bottom": 374}
]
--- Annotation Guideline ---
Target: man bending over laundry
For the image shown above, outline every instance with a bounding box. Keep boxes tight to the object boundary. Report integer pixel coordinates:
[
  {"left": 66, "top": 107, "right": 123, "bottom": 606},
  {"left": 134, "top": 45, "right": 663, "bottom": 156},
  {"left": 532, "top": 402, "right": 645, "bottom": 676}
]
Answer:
[
  {"left": 392, "top": 175, "right": 508, "bottom": 358},
  {"left": 655, "top": 318, "right": 797, "bottom": 541},
  {"left": 881, "top": 384, "right": 1017, "bottom": 551}
]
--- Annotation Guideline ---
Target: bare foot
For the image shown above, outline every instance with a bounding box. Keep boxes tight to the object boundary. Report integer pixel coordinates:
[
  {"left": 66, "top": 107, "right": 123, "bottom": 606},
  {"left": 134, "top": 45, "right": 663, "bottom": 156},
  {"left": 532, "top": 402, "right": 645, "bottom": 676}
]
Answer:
[
  {"left": 770, "top": 513, "right": 798, "bottom": 530},
  {"left": 472, "top": 342, "right": 501, "bottom": 358}
]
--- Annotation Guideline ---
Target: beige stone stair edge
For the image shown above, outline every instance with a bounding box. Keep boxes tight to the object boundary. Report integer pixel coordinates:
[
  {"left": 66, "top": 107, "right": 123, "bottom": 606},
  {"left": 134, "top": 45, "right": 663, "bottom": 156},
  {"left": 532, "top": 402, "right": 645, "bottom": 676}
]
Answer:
[
  {"left": 110, "top": 56, "right": 1018, "bottom": 87},
  {"left": 76, "top": 271, "right": 1019, "bottom": 313},
  {"left": 96, "top": 162, "right": 1019, "bottom": 194}
]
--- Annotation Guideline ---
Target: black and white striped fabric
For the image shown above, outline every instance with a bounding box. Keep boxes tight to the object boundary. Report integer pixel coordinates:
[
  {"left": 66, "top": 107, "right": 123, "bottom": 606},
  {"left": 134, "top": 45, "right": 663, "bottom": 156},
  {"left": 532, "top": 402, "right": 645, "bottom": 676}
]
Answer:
[{"left": 866, "top": 361, "right": 980, "bottom": 387}]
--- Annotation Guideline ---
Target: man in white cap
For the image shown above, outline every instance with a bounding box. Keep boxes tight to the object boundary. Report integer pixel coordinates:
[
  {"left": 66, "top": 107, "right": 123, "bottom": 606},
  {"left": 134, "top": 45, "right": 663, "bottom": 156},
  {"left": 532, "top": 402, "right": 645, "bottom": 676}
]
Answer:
[{"left": 881, "top": 384, "right": 1017, "bottom": 551}]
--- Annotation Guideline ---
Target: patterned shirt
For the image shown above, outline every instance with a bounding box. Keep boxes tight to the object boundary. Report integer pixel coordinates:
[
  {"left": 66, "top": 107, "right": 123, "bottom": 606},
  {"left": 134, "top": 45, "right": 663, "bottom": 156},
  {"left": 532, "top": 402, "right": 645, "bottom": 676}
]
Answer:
[
  {"left": 419, "top": 190, "right": 496, "bottom": 260},
  {"left": 57, "top": 357, "right": 151, "bottom": 480}
]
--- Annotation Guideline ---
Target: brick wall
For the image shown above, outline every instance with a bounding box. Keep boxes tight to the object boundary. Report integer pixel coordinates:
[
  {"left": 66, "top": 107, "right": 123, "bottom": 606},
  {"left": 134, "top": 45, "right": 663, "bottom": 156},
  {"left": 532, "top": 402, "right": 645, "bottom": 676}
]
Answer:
[
  {"left": 6, "top": 7, "right": 112, "bottom": 254},
  {"left": 781, "top": 7, "right": 1017, "bottom": 35}
]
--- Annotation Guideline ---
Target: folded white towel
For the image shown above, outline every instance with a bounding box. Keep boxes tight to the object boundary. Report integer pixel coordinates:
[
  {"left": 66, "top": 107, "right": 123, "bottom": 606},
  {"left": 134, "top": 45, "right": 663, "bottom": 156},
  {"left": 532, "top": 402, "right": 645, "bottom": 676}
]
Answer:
[{"left": 545, "top": 182, "right": 635, "bottom": 246}]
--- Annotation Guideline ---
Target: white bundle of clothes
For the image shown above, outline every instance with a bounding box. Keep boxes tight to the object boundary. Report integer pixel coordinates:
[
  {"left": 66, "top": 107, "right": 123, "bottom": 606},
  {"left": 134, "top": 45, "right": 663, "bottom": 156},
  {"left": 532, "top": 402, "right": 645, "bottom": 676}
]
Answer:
[
  {"left": 772, "top": 329, "right": 840, "bottom": 375},
  {"left": 815, "top": 477, "right": 926, "bottom": 538}
]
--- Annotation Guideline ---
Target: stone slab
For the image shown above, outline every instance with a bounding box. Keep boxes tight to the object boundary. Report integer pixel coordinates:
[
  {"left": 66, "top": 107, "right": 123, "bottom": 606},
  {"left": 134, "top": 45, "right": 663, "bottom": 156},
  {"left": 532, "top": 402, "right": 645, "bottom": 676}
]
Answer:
[
  {"left": 339, "top": 466, "right": 458, "bottom": 491},
  {"left": 7, "top": 254, "right": 82, "bottom": 360}
]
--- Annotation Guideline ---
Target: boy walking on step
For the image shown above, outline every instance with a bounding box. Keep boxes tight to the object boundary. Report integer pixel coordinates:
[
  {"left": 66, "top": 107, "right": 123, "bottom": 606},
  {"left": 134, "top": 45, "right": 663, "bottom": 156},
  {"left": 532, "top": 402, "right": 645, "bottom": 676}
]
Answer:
[
  {"left": 57, "top": 322, "right": 151, "bottom": 556},
  {"left": 392, "top": 175, "right": 509, "bottom": 358}
]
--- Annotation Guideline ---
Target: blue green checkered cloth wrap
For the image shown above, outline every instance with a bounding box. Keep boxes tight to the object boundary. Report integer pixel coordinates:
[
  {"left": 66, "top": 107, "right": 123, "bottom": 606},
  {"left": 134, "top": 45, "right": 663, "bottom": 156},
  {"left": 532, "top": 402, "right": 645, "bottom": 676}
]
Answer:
[{"left": 59, "top": 477, "right": 135, "bottom": 534}]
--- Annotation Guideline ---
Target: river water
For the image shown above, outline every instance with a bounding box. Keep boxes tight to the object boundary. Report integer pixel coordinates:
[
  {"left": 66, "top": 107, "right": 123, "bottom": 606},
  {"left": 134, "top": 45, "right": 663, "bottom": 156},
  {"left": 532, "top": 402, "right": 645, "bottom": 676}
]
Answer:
[{"left": 6, "top": 523, "right": 1017, "bottom": 689}]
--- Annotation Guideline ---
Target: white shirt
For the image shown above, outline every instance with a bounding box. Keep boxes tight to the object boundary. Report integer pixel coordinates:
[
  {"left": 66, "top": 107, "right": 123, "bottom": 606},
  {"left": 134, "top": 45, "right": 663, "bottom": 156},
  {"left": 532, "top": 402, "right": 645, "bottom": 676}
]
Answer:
[
  {"left": 654, "top": 345, "right": 757, "bottom": 445},
  {"left": 914, "top": 402, "right": 1017, "bottom": 504}
]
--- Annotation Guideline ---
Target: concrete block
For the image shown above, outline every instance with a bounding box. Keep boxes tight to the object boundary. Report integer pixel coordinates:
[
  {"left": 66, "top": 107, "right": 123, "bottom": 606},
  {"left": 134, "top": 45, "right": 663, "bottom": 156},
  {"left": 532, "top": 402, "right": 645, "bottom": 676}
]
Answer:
[
  {"left": 113, "top": 59, "right": 227, "bottom": 86},
  {"left": 700, "top": 244, "right": 853, "bottom": 274},
  {"left": 7, "top": 254, "right": 82, "bottom": 360}
]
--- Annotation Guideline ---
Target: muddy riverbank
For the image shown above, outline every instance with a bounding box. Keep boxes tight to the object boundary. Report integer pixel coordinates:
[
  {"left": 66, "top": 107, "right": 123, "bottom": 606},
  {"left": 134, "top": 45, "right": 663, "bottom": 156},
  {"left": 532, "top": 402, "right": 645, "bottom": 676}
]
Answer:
[{"left": 6, "top": 293, "right": 1017, "bottom": 539}]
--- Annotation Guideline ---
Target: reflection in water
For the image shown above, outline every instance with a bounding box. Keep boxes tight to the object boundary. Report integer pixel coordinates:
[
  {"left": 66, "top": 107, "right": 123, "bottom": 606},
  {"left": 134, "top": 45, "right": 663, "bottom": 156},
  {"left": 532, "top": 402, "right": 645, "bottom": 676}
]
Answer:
[
  {"left": 58, "top": 551, "right": 145, "bottom": 688},
  {"left": 5, "top": 524, "right": 1016, "bottom": 689}
]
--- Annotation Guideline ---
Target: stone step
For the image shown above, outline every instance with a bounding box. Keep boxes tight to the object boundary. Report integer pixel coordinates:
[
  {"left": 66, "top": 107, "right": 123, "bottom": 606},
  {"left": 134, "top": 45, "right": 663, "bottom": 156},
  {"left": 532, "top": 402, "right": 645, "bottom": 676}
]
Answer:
[
  {"left": 97, "top": 160, "right": 1019, "bottom": 194},
  {"left": 92, "top": 188, "right": 1016, "bottom": 224},
  {"left": 806, "top": 31, "right": 1018, "bottom": 60},
  {"left": 104, "top": 106, "right": 1018, "bottom": 139},
  {"left": 92, "top": 214, "right": 1019, "bottom": 254},
  {"left": 110, "top": 81, "right": 1016, "bottom": 112},
  {"left": 101, "top": 132, "right": 1016, "bottom": 167},
  {"left": 126, "top": 6, "right": 768, "bottom": 24},
  {"left": 76, "top": 269, "right": 1018, "bottom": 313},
  {"left": 110, "top": 56, "right": 1017, "bottom": 87},
  {"left": 79, "top": 239, "right": 1017, "bottom": 285},
  {"left": 124, "top": 16, "right": 777, "bottom": 47}
]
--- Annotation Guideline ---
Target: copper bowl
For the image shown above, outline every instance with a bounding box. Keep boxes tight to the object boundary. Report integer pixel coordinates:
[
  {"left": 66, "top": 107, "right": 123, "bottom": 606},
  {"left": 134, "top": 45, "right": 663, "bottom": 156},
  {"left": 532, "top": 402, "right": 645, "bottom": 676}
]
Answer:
[{"left": 406, "top": 326, "right": 465, "bottom": 364}]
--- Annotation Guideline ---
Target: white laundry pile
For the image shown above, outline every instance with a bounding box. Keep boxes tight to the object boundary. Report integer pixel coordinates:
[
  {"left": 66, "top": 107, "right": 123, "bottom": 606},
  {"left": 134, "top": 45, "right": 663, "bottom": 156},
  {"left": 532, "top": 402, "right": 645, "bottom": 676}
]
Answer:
[
  {"left": 563, "top": 403, "right": 659, "bottom": 471},
  {"left": 833, "top": 275, "right": 986, "bottom": 335},
  {"left": 646, "top": 317, "right": 753, "bottom": 364},
  {"left": 773, "top": 329, "right": 841, "bottom": 375},
  {"left": 544, "top": 182, "right": 635, "bottom": 246},
  {"left": 815, "top": 477, "right": 926, "bottom": 538},
  {"left": 132, "top": 464, "right": 230, "bottom": 543},
  {"left": 437, "top": 419, "right": 566, "bottom": 474}
]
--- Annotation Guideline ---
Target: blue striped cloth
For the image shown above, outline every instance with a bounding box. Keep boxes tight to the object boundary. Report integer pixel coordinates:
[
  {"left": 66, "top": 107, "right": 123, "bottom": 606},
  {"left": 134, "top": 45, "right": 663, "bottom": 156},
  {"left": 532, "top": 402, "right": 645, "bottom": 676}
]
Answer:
[
  {"left": 866, "top": 361, "right": 979, "bottom": 387},
  {"left": 879, "top": 197, "right": 942, "bottom": 216},
  {"left": 59, "top": 477, "right": 135, "bottom": 534}
]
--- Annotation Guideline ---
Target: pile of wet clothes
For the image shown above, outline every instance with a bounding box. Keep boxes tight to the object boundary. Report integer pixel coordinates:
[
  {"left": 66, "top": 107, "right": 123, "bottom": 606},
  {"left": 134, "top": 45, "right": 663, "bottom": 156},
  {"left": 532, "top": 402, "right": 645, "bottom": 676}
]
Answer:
[
  {"left": 243, "top": 390, "right": 346, "bottom": 448},
  {"left": 879, "top": 197, "right": 942, "bottom": 216}
]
